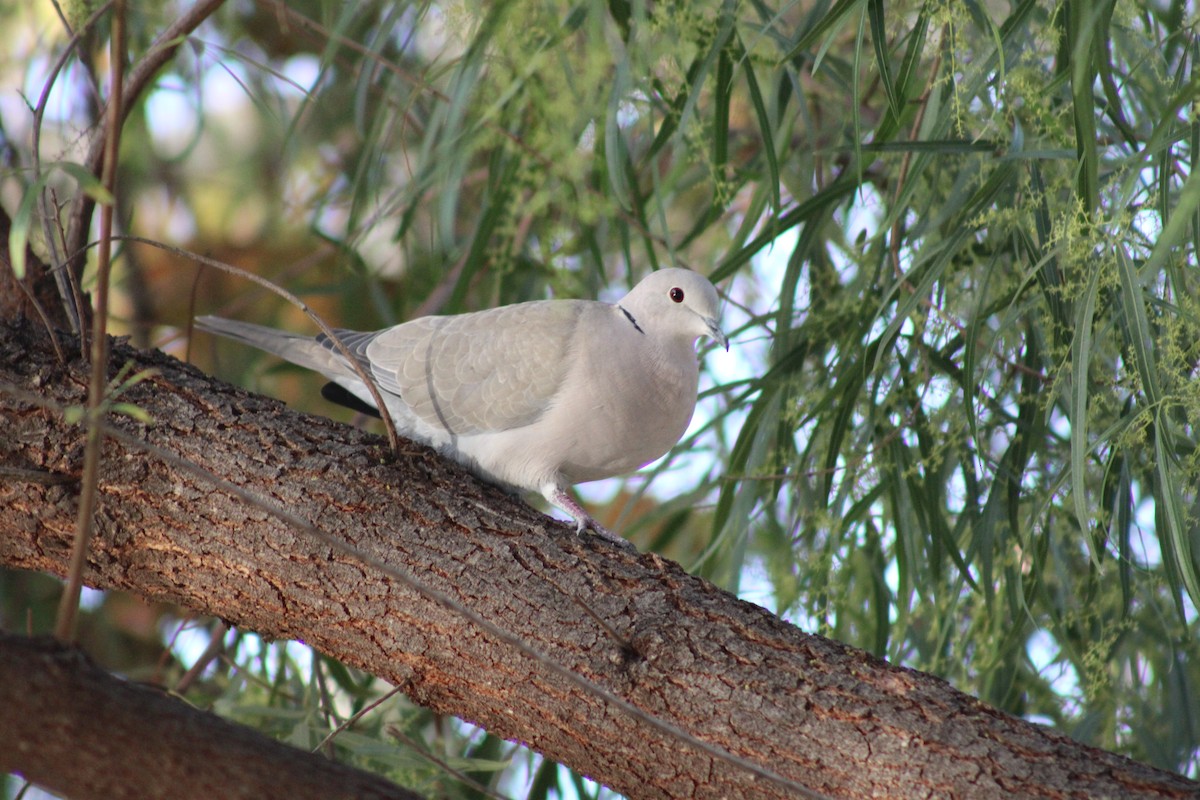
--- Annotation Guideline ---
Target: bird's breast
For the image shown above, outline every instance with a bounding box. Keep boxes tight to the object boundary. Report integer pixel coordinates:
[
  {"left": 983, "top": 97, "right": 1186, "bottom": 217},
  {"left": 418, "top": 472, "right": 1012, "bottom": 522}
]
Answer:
[{"left": 553, "top": 335, "right": 700, "bottom": 484}]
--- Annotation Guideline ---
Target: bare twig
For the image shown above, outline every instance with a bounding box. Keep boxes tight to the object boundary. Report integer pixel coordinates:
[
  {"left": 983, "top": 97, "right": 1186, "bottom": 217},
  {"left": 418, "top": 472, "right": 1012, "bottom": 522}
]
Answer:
[
  {"left": 311, "top": 686, "right": 404, "bottom": 755},
  {"left": 61, "top": 0, "right": 227, "bottom": 293},
  {"left": 115, "top": 235, "right": 403, "bottom": 454},
  {"left": 172, "top": 620, "right": 228, "bottom": 694},
  {"left": 31, "top": 0, "right": 115, "bottom": 335},
  {"left": 0, "top": 466, "right": 77, "bottom": 485},
  {"left": 386, "top": 723, "right": 514, "bottom": 800},
  {"left": 54, "top": 0, "right": 126, "bottom": 642}
]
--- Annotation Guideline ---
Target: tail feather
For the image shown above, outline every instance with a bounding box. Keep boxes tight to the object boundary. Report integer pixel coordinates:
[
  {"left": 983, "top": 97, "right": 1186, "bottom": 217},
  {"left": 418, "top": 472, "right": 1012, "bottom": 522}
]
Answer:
[{"left": 194, "top": 315, "right": 355, "bottom": 383}]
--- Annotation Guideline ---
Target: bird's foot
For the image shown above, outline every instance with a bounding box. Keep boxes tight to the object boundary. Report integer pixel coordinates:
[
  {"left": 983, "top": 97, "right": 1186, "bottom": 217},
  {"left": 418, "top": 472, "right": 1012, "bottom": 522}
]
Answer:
[
  {"left": 549, "top": 488, "right": 637, "bottom": 553},
  {"left": 577, "top": 516, "right": 636, "bottom": 551}
]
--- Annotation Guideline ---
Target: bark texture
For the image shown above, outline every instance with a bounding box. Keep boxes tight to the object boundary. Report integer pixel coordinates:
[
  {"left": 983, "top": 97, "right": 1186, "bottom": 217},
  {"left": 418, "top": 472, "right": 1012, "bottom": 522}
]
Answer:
[
  {"left": 0, "top": 633, "right": 420, "bottom": 800},
  {"left": 1, "top": 319, "right": 1196, "bottom": 799}
]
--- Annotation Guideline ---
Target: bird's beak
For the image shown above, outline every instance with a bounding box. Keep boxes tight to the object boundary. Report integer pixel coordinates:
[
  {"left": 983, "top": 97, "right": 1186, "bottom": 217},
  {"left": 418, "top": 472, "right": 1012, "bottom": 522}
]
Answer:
[{"left": 706, "top": 317, "right": 729, "bottom": 352}]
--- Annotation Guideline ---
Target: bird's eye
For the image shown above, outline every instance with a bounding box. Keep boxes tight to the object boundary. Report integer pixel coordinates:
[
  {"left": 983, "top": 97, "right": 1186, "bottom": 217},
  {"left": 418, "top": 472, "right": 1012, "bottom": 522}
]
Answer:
[{"left": 669, "top": 287, "right": 685, "bottom": 303}]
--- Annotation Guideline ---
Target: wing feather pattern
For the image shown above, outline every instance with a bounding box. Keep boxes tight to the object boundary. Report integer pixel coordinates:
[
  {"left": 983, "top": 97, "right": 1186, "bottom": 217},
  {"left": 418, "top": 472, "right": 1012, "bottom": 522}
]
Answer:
[{"left": 332, "top": 300, "right": 585, "bottom": 435}]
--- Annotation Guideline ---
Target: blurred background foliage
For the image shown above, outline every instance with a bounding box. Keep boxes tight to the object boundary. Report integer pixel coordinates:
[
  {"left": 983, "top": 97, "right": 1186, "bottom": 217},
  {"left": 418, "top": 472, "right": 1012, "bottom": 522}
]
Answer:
[{"left": 2, "top": 0, "right": 1199, "bottom": 796}]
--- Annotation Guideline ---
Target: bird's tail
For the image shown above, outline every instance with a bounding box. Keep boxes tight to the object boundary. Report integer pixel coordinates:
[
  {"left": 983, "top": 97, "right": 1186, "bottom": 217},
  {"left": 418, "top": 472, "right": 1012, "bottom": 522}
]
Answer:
[{"left": 194, "top": 316, "right": 355, "bottom": 383}]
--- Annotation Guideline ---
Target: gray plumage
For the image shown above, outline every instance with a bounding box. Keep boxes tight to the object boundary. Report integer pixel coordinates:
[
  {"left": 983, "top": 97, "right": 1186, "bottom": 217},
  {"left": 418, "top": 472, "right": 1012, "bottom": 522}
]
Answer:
[{"left": 196, "top": 268, "right": 727, "bottom": 541}]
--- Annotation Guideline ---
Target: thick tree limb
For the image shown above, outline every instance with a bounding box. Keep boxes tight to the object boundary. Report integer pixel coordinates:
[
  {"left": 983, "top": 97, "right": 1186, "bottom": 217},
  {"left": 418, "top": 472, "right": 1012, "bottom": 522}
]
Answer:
[
  {"left": 0, "top": 633, "right": 420, "bottom": 800},
  {"left": 0, "top": 319, "right": 1196, "bottom": 799}
]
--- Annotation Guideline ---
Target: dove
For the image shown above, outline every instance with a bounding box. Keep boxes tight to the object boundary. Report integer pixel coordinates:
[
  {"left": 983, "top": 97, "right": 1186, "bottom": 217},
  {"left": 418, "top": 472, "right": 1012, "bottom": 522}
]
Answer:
[{"left": 195, "top": 268, "right": 727, "bottom": 543}]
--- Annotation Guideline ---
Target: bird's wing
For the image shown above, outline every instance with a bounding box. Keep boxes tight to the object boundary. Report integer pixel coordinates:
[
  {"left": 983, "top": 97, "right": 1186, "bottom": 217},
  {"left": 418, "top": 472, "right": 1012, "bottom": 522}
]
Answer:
[{"left": 362, "top": 300, "right": 587, "bottom": 436}]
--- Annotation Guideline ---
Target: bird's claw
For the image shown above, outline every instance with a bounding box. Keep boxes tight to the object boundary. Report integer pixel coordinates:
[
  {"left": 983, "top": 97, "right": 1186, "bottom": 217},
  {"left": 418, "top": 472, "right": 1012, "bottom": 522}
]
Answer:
[{"left": 552, "top": 488, "right": 637, "bottom": 552}]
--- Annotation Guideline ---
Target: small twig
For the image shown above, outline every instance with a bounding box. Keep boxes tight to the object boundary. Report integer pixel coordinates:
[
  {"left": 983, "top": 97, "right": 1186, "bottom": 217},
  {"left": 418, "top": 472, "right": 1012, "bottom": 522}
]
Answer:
[
  {"left": 31, "top": 0, "right": 116, "bottom": 335},
  {"left": 61, "top": 0, "right": 226, "bottom": 293},
  {"left": 0, "top": 465, "right": 78, "bottom": 485},
  {"left": 311, "top": 656, "right": 337, "bottom": 756},
  {"left": 173, "top": 620, "right": 229, "bottom": 694},
  {"left": 47, "top": 188, "right": 89, "bottom": 353},
  {"left": 216, "top": 647, "right": 300, "bottom": 702},
  {"left": 386, "top": 723, "right": 515, "bottom": 800},
  {"left": 111, "top": 235, "right": 403, "bottom": 455},
  {"left": 311, "top": 685, "right": 404, "bottom": 756},
  {"left": 181, "top": 245, "right": 335, "bottom": 355},
  {"left": 54, "top": 0, "right": 126, "bottom": 643},
  {"left": 12, "top": 280, "right": 65, "bottom": 363},
  {"left": 1, "top": 198, "right": 66, "bottom": 357}
]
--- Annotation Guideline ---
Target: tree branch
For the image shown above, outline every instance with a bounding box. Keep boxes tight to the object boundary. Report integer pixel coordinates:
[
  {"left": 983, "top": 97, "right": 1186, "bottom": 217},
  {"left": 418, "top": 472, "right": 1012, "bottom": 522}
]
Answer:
[
  {"left": 0, "top": 634, "right": 421, "bottom": 800},
  {"left": 0, "top": 319, "right": 1195, "bottom": 799}
]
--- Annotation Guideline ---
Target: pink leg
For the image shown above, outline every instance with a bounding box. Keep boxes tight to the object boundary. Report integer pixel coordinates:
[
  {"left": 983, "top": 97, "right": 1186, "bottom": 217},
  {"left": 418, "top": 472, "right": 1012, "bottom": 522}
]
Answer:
[{"left": 549, "top": 488, "right": 634, "bottom": 550}]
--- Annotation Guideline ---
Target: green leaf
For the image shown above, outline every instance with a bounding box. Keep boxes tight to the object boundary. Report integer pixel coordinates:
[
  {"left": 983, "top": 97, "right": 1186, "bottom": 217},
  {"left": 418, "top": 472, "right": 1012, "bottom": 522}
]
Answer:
[
  {"left": 1065, "top": 0, "right": 1101, "bottom": 214},
  {"left": 1069, "top": 264, "right": 1101, "bottom": 567},
  {"left": 736, "top": 34, "right": 781, "bottom": 213},
  {"left": 1155, "top": 415, "right": 1200, "bottom": 612},
  {"left": 785, "top": 0, "right": 865, "bottom": 64},
  {"left": 1115, "top": 245, "right": 1162, "bottom": 409},
  {"left": 867, "top": 0, "right": 901, "bottom": 120}
]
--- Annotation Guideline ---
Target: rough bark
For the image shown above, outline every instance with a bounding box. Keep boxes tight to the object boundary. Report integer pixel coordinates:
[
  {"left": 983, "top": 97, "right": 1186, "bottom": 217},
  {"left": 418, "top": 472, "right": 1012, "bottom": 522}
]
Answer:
[
  {"left": 0, "top": 318, "right": 1196, "bottom": 800},
  {"left": 0, "top": 633, "right": 420, "bottom": 800}
]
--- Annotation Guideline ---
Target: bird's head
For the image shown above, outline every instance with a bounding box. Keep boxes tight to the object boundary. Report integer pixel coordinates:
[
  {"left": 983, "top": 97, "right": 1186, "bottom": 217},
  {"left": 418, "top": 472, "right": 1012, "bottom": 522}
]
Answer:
[{"left": 619, "top": 268, "right": 729, "bottom": 351}]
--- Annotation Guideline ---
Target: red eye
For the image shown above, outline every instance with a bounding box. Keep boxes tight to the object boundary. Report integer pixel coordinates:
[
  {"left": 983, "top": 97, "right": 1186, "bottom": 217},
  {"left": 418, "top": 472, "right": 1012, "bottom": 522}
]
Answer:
[{"left": 669, "top": 287, "right": 684, "bottom": 303}]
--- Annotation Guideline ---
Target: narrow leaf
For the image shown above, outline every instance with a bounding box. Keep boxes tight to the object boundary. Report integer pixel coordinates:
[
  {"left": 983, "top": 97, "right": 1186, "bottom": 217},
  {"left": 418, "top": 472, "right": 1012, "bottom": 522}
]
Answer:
[{"left": 1069, "top": 265, "right": 1101, "bottom": 567}]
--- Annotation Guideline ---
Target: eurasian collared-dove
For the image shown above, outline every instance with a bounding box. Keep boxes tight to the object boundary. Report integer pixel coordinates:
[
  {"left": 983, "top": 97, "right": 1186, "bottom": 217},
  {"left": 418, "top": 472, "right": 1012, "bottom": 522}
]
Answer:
[{"left": 196, "top": 268, "right": 727, "bottom": 542}]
